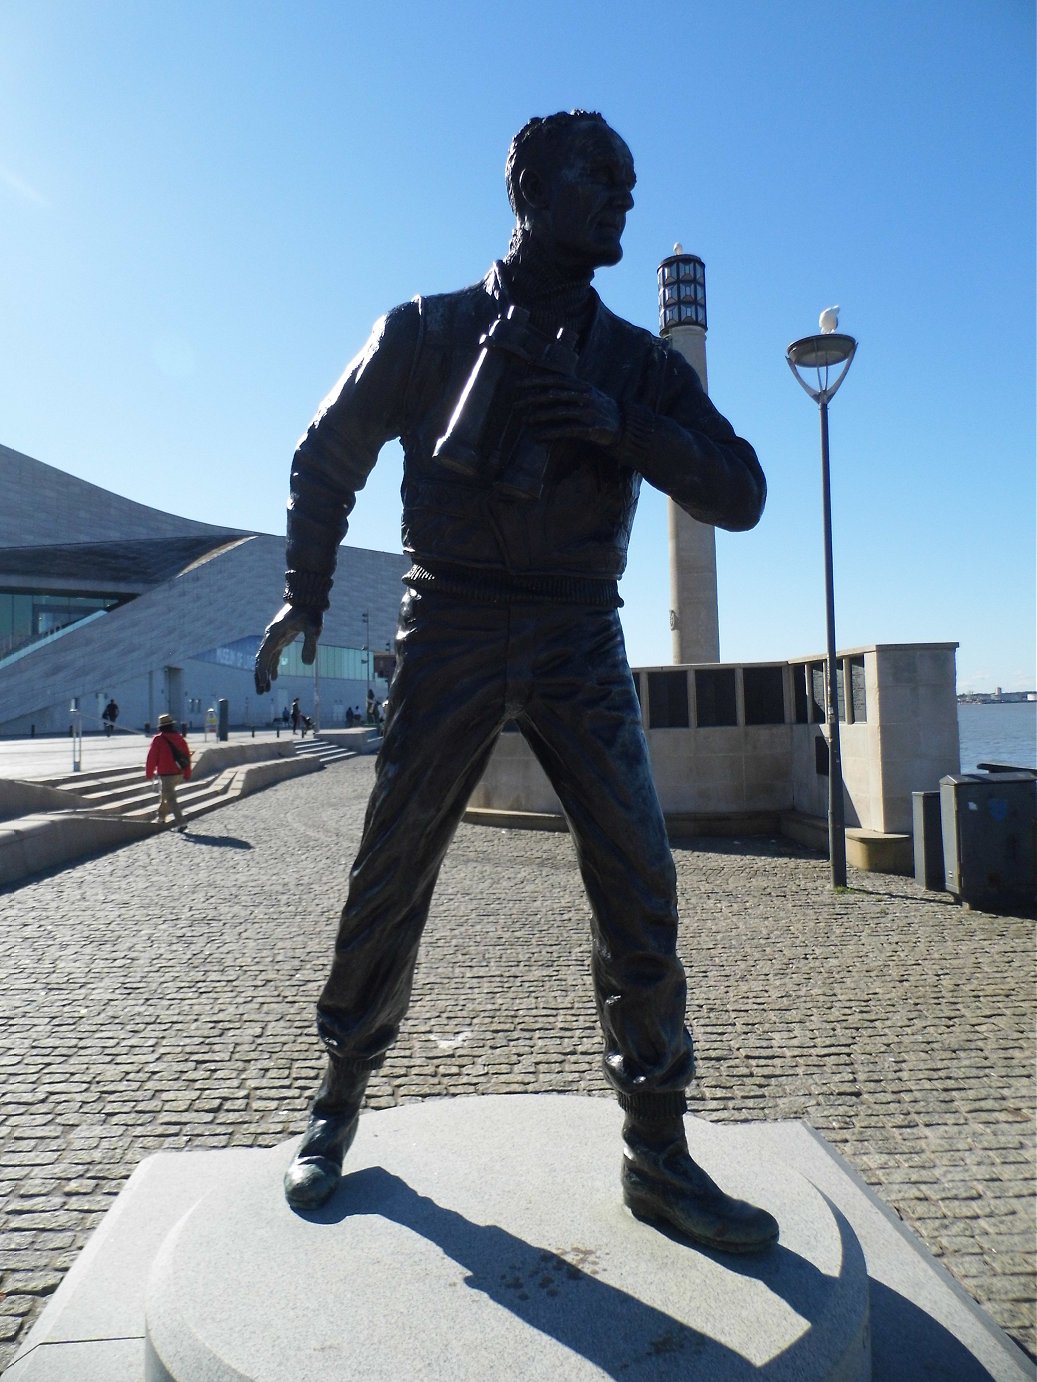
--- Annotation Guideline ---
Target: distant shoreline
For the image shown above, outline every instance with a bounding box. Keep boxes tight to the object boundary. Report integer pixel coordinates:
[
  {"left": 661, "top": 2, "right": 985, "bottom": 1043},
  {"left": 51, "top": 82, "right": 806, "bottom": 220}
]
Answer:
[{"left": 957, "top": 692, "right": 1035, "bottom": 705}]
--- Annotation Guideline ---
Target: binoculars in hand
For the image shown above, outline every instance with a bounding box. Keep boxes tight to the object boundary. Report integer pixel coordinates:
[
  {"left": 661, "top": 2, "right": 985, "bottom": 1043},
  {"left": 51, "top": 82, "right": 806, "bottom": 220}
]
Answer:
[{"left": 433, "top": 306, "right": 579, "bottom": 500}]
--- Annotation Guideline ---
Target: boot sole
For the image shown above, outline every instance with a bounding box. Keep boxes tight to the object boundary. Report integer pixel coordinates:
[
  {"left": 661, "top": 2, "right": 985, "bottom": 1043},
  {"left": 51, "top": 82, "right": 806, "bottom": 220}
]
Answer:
[{"left": 622, "top": 1183, "right": 778, "bottom": 1255}]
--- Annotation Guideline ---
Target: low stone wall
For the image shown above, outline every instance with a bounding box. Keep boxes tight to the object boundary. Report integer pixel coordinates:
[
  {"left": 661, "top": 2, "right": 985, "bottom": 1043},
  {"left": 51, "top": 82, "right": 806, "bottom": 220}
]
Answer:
[
  {"left": 0, "top": 812, "right": 153, "bottom": 886},
  {"left": 236, "top": 757, "right": 323, "bottom": 796},
  {"left": 316, "top": 728, "right": 381, "bottom": 754},
  {"left": 466, "top": 643, "right": 959, "bottom": 874},
  {"left": 190, "top": 739, "right": 296, "bottom": 778},
  {"left": 0, "top": 780, "right": 92, "bottom": 822}
]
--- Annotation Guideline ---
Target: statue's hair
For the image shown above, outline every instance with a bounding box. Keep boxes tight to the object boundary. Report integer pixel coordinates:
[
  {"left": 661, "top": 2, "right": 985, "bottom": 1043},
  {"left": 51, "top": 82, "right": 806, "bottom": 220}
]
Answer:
[{"left": 505, "top": 110, "right": 610, "bottom": 216}]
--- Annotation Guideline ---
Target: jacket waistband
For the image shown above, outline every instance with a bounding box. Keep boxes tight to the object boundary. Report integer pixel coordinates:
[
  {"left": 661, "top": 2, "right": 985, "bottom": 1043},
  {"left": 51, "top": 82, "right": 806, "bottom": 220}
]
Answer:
[{"left": 403, "top": 563, "right": 622, "bottom": 608}]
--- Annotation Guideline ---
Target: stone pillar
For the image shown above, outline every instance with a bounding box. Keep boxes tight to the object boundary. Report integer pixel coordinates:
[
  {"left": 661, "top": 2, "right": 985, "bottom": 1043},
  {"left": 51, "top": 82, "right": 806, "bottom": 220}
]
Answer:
[{"left": 658, "top": 250, "right": 720, "bottom": 665}]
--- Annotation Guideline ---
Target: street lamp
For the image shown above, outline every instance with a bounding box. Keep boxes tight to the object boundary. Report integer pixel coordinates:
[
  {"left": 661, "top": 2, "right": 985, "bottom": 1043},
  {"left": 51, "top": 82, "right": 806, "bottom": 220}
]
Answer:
[
  {"left": 657, "top": 245, "right": 707, "bottom": 331},
  {"left": 786, "top": 310, "right": 858, "bottom": 887}
]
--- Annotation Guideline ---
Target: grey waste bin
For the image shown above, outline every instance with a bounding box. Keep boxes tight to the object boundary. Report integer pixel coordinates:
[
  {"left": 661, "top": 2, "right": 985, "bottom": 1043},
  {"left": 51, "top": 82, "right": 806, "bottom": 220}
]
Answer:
[
  {"left": 939, "top": 772, "right": 1036, "bottom": 911},
  {"left": 912, "top": 791, "right": 944, "bottom": 891}
]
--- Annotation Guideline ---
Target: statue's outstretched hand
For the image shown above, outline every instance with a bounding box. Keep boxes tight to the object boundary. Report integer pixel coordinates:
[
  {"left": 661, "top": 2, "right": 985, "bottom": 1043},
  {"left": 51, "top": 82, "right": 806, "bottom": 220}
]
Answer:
[{"left": 255, "top": 604, "right": 322, "bottom": 694}]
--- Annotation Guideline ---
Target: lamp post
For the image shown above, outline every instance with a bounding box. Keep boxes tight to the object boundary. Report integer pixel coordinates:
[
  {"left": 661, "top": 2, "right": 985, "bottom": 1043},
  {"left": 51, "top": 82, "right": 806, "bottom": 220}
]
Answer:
[
  {"left": 786, "top": 314, "right": 858, "bottom": 888},
  {"left": 69, "top": 698, "right": 82, "bottom": 773},
  {"left": 361, "top": 611, "right": 371, "bottom": 705}
]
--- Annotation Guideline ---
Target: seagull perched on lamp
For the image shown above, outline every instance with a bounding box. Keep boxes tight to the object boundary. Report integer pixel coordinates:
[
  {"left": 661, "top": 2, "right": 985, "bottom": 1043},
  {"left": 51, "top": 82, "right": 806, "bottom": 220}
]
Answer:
[{"left": 819, "top": 306, "right": 840, "bottom": 334}]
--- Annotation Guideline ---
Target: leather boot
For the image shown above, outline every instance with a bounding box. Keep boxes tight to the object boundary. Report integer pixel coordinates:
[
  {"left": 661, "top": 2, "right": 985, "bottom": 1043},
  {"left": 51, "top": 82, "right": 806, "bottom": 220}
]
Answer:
[
  {"left": 283, "top": 1055, "right": 371, "bottom": 1210},
  {"left": 620, "top": 1094, "right": 778, "bottom": 1254}
]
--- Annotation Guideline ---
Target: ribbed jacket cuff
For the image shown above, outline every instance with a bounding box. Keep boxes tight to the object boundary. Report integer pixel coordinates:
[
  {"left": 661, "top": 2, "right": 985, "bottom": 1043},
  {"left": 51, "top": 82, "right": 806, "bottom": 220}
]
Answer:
[{"left": 284, "top": 569, "right": 333, "bottom": 613}]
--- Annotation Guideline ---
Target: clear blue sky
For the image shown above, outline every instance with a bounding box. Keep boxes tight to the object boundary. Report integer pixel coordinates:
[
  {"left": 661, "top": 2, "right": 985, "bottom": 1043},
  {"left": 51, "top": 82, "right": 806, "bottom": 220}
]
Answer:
[{"left": 2, "top": 0, "right": 1033, "bottom": 690}]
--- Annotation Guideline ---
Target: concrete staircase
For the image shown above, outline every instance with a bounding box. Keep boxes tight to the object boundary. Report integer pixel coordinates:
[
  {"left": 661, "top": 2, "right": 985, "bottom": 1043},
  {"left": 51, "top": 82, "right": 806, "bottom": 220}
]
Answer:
[
  {"left": 1, "top": 732, "right": 382, "bottom": 884},
  {"left": 290, "top": 735, "right": 364, "bottom": 768},
  {"left": 29, "top": 735, "right": 363, "bottom": 826},
  {"left": 32, "top": 763, "right": 235, "bottom": 825}
]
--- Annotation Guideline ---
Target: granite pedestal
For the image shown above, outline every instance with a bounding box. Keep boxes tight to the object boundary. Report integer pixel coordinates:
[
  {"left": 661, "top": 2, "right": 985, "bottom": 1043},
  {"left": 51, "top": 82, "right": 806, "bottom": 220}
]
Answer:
[{"left": 7, "top": 1096, "right": 1032, "bottom": 1381}]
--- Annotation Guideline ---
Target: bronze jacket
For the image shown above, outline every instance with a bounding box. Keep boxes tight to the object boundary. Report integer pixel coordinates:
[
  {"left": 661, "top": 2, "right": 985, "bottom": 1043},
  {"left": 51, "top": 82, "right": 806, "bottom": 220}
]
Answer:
[{"left": 284, "top": 264, "right": 765, "bottom": 610}]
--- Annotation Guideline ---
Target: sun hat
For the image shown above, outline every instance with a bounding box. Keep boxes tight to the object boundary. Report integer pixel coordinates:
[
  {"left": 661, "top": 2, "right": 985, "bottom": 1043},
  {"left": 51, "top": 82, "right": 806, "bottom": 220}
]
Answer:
[{"left": 157, "top": 713, "right": 176, "bottom": 729}]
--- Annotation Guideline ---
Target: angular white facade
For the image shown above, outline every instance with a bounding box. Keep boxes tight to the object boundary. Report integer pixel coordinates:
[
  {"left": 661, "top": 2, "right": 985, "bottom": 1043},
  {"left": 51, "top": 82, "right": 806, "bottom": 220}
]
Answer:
[{"left": 0, "top": 444, "right": 409, "bottom": 736}]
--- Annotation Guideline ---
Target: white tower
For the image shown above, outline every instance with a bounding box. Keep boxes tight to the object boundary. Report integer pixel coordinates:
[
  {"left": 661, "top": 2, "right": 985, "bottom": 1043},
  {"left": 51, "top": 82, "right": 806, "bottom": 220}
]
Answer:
[{"left": 657, "top": 247, "right": 720, "bottom": 664}]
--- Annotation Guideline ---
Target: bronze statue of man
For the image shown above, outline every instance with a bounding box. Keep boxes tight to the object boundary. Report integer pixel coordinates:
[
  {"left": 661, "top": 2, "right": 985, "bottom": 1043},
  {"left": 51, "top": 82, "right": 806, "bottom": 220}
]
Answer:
[{"left": 255, "top": 111, "right": 777, "bottom": 1253}]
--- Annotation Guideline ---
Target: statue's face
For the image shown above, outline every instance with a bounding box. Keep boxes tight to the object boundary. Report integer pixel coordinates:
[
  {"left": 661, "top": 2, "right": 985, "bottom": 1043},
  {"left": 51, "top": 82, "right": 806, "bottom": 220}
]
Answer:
[{"left": 529, "top": 122, "right": 636, "bottom": 269}]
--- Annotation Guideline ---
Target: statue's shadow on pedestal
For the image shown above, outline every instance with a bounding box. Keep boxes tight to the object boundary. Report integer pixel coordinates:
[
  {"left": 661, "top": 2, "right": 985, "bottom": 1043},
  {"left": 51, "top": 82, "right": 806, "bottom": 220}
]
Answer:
[
  {"left": 293, "top": 1167, "right": 991, "bottom": 1379},
  {"left": 292, "top": 1166, "right": 811, "bottom": 1377}
]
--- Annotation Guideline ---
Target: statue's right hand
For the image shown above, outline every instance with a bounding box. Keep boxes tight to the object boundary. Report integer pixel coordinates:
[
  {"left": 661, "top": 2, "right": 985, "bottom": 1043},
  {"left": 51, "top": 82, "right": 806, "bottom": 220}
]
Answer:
[{"left": 254, "top": 604, "right": 322, "bottom": 694}]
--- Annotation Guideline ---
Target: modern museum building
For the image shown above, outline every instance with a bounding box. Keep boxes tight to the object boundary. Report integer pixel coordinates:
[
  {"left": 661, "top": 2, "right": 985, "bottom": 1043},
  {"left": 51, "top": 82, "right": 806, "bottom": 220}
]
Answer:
[{"left": 0, "top": 444, "right": 408, "bottom": 738}]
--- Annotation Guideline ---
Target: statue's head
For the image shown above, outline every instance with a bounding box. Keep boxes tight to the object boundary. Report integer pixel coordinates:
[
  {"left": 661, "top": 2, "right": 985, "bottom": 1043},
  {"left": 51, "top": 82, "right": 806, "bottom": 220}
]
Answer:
[{"left": 505, "top": 111, "right": 636, "bottom": 270}]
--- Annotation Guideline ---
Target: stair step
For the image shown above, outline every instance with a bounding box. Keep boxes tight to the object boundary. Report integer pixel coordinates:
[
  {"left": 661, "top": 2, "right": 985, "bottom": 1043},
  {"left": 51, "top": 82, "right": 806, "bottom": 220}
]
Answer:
[
  {"left": 120, "top": 783, "right": 233, "bottom": 822},
  {"left": 293, "top": 739, "right": 362, "bottom": 765},
  {"left": 37, "top": 767, "right": 142, "bottom": 791}
]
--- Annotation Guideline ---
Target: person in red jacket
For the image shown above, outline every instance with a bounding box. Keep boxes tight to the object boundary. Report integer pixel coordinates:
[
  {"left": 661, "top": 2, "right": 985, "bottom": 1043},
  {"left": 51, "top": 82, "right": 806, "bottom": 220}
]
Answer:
[{"left": 145, "top": 712, "right": 192, "bottom": 831}]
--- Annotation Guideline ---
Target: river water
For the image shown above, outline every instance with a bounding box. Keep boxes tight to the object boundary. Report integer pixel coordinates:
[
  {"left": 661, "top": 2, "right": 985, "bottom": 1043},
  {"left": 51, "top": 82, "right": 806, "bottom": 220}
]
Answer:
[{"left": 957, "top": 701, "right": 1036, "bottom": 772}]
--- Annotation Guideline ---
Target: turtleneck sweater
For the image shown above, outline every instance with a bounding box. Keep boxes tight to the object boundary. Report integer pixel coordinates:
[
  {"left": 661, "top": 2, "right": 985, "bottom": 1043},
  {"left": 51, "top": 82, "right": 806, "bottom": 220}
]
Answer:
[{"left": 499, "top": 238, "right": 596, "bottom": 343}]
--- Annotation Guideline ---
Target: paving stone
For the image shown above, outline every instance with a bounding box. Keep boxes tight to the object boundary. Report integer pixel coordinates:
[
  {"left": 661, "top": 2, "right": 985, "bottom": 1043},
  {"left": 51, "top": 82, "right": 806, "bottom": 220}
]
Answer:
[{"left": 1, "top": 755, "right": 1034, "bottom": 1370}]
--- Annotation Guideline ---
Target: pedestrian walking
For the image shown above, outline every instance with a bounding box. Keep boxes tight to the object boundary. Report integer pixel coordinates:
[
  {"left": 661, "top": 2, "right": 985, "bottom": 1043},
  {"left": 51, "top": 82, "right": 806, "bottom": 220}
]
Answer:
[
  {"left": 291, "top": 698, "right": 301, "bottom": 734},
  {"left": 102, "top": 699, "right": 119, "bottom": 736},
  {"left": 145, "top": 712, "right": 192, "bottom": 831}
]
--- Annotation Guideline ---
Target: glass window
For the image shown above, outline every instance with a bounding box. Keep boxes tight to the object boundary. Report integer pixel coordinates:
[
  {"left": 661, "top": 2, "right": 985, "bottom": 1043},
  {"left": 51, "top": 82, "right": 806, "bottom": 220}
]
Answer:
[
  {"left": 695, "top": 668, "right": 737, "bottom": 727},
  {"left": 810, "top": 663, "right": 826, "bottom": 723},
  {"left": 0, "top": 588, "right": 124, "bottom": 657},
  {"left": 850, "top": 656, "right": 867, "bottom": 723},
  {"left": 647, "top": 671, "right": 689, "bottom": 728},
  {"left": 793, "top": 665, "right": 809, "bottom": 724},
  {"left": 743, "top": 666, "right": 786, "bottom": 725}
]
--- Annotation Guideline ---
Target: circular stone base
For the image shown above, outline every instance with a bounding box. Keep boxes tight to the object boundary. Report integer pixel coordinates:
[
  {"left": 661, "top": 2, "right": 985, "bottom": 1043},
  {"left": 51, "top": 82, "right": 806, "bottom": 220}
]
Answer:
[{"left": 145, "top": 1095, "right": 870, "bottom": 1381}]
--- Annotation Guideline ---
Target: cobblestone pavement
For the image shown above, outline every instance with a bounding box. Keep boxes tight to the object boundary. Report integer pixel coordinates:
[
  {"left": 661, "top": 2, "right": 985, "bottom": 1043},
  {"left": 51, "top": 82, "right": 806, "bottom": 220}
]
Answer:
[{"left": 1, "top": 757, "right": 1034, "bottom": 1370}]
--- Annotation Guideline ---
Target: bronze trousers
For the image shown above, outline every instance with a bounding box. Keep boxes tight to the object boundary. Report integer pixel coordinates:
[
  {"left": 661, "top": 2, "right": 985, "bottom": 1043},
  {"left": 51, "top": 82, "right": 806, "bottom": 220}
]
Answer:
[{"left": 316, "top": 588, "right": 695, "bottom": 1099}]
